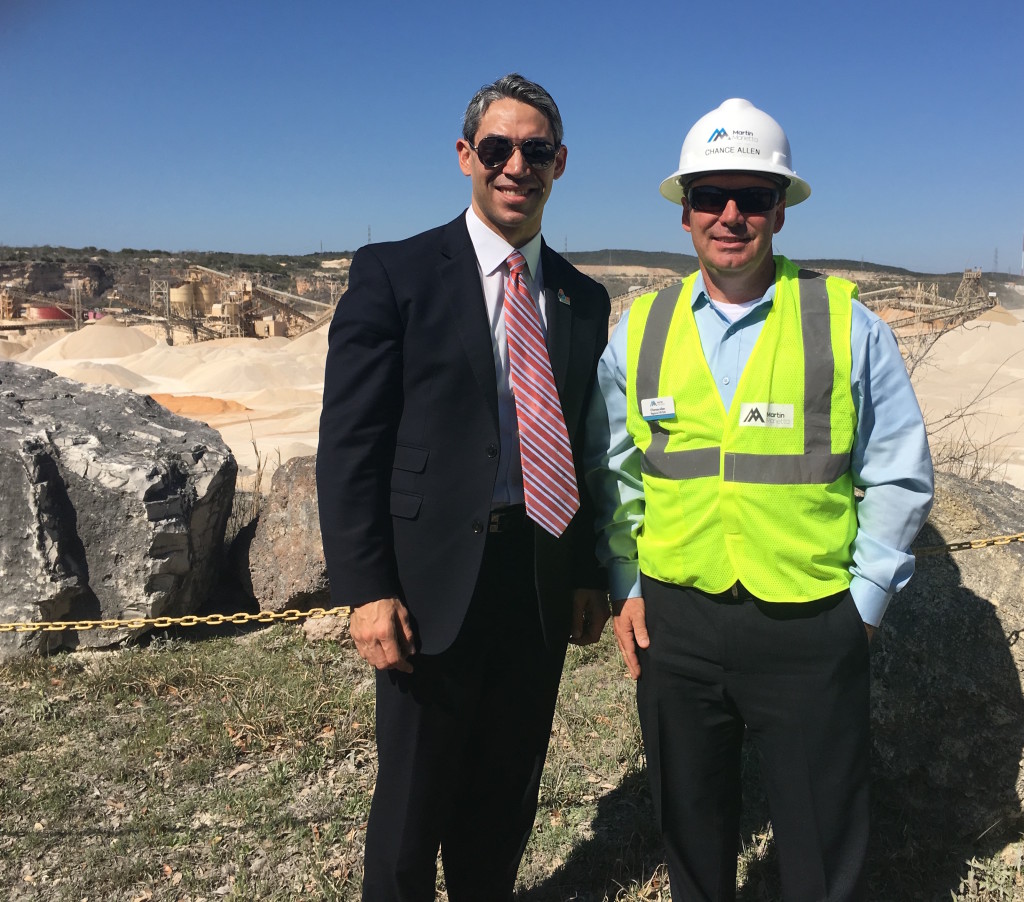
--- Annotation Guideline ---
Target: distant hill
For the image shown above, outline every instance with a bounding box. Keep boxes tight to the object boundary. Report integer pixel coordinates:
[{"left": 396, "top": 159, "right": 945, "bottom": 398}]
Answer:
[
  {"left": 564, "top": 249, "right": 697, "bottom": 273},
  {"left": 3, "top": 245, "right": 1018, "bottom": 283},
  {"left": 0, "top": 245, "right": 340, "bottom": 279},
  {"left": 794, "top": 258, "right": 919, "bottom": 276}
]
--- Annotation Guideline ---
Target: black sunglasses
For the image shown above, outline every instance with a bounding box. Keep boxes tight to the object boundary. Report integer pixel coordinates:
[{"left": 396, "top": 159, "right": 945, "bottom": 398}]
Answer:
[
  {"left": 685, "top": 185, "right": 781, "bottom": 215},
  {"left": 469, "top": 135, "right": 559, "bottom": 170}
]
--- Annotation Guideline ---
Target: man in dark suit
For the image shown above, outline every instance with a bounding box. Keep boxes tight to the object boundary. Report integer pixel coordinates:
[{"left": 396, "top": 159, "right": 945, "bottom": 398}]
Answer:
[{"left": 316, "top": 73, "right": 611, "bottom": 901}]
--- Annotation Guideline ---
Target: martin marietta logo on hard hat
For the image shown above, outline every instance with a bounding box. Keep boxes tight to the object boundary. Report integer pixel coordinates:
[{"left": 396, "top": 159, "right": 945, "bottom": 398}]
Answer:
[{"left": 708, "top": 128, "right": 758, "bottom": 144}]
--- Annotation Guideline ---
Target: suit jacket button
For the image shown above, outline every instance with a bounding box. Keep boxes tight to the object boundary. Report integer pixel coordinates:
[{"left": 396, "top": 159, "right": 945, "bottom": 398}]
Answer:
[
  {"left": 472, "top": 520, "right": 484, "bottom": 534},
  {"left": 486, "top": 443, "right": 498, "bottom": 459}
]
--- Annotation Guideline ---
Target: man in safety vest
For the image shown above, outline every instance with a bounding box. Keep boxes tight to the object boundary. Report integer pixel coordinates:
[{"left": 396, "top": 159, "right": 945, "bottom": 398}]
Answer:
[{"left": 584, "top": 98, "right": 934, "bottom": 900}]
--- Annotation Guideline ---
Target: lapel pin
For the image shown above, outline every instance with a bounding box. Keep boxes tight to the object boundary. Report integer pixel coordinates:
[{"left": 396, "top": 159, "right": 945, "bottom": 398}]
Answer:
[{"left": 557, "top": 289, "right": 571, "bottom": 306}]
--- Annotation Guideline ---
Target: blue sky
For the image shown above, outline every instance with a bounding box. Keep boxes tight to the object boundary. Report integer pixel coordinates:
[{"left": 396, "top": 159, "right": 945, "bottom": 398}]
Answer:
[{"left": 2, "top": 0, "right": 1022, "bottom": 274}]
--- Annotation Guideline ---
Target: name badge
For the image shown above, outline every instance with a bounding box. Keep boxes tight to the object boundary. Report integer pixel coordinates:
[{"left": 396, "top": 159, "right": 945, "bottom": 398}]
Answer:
[{"left": 641, "top": 396, "right": 675, "bottom": 421}]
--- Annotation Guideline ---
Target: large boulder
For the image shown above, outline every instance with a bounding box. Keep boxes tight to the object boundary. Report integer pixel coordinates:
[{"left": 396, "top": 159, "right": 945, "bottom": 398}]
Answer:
[
  {"left": 246, "top": 454, "right": 329, "bottom": 612},
  {"left": 0, "top": 360, "right": 236, "bottom": 659}
]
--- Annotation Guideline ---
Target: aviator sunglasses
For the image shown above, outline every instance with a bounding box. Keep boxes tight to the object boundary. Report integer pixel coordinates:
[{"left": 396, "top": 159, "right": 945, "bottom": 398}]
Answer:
[
  {"left": 685, "top": 185, "right": 781, "bottom": 215},
  {"left": 469, "top": 135, "right": 559, "bottom": 170}
]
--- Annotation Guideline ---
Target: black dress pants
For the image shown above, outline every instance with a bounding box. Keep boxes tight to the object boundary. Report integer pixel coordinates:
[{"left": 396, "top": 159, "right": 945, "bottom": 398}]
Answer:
[
  {"left": 361, "top": 520, "right": 566, "bottom": 902},
  {"left": 636, "top": 576, "right": 870, "bottom": 902}
]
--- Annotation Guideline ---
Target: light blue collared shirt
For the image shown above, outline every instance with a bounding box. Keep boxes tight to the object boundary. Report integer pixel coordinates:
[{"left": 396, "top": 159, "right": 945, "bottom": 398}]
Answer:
[{"left": 584, "top": 270, "right": 935, "bottom": 626}]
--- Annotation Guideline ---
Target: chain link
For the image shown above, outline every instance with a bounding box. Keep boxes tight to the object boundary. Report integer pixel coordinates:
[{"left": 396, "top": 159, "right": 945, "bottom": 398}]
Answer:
[
  {"left": 0, "top": 606, "right": 350, "bottom": 634},
  {"left": 912, "top": 531, "right": 1024, "bottom": 558}
]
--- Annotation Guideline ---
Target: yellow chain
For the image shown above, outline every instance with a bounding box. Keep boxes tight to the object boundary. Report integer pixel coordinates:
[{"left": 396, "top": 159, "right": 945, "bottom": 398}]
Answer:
[
  {"left": 0, "top": 606, "right": 350, "bottom": 634},
  {"left": 912, "top": 532, "right": 1024, "bottom": 558}
]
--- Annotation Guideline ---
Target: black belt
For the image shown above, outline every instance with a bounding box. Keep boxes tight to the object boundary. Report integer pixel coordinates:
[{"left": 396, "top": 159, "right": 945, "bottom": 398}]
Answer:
[{"left": 489, "top": 505, "right": 527, "bottom": 534}]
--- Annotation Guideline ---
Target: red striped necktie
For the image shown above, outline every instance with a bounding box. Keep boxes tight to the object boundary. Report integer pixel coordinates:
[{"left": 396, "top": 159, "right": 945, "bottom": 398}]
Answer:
[{"left": 504, "top": 250, "right": 579, "bottom": 536}]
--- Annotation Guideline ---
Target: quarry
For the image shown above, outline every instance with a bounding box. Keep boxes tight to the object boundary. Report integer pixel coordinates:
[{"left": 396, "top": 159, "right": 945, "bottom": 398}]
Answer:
[{"left": 1, "top": 248, "right": 1023, "bottom": 490}]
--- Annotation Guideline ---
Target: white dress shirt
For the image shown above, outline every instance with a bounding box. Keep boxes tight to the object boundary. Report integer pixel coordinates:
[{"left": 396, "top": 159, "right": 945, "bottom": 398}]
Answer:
[{"left": 464, "top": 207, "right": 550, "bottom": 507}]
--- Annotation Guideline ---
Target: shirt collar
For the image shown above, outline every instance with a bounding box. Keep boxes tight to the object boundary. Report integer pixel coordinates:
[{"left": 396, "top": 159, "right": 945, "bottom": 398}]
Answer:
[
  {"left": 465, "top": 207, "right": 543, "bottom": 280},
  {"left": 691, "top": 270, "right": 777, "bottom": 312}
]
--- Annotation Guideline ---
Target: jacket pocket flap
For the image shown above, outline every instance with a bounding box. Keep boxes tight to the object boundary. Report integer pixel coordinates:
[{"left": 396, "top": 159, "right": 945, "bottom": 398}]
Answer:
[
  {"left": 390, "top": 491, "right": 422, "bottom": 520},
  {"left": 393, "top": 444, "right": 428, "bottom": 473}
]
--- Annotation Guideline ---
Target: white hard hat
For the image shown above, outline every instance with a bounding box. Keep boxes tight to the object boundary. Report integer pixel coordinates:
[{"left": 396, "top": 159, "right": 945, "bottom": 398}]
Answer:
[{"left": 660, "top": 98, "right": 811, "bottom": 207}]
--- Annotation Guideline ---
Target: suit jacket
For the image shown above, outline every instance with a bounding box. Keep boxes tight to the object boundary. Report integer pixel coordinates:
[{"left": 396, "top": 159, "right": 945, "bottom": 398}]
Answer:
[{"left": 316, "top": 213, "right": 610, "bottom": 655}]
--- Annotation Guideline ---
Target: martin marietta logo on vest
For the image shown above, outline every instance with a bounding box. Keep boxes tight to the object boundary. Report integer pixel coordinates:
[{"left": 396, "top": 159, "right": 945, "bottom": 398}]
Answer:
[{"left": 740, "top": 403, "right": 794, "bottom": 428}]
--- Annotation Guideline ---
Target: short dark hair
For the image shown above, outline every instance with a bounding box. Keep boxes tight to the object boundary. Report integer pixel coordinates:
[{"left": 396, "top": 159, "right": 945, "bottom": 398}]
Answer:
[{"left": 462, "top": 73, "right": 564, "bottom": 146}]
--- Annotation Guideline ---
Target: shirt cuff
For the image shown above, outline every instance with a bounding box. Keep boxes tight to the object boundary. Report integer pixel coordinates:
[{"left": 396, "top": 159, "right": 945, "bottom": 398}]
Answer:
[
  {"left": 849, "top": 575, "right": 892, "bottom": 627},
  {"left": 608, "top": 562, "right": 642, "bottom": 603}
]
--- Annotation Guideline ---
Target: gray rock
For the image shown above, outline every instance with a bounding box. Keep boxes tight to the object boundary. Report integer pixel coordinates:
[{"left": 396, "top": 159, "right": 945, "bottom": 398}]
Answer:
[
  {"left": 301, "top": 613, "right": 350, "bottom": 645},
  {"left": 0, "top": 360, "right": 236, "bottom": 659},
  {"left": 247, "top": 455, "right": 329, "bottom": 612}
]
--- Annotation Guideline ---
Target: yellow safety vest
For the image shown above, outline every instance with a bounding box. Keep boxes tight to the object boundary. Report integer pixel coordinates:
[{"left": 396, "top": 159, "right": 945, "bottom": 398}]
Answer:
[{"left": 625, "top": 256, "right": 858, "bottom": 601}]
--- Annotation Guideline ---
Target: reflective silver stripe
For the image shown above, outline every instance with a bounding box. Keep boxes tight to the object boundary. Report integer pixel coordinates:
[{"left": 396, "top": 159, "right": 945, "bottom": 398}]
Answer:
[
  {"left": 637, "top": 284, "right": 722, "bottom": 480},
  {"left": 636, "top": 287, "right": 704, "bottom": 478},
  {"left": 797, "top": 270, "right": 835, "bottom": 462},
  {"left": 642, "top": 437, "right": 720, "bottom": 479},
  {"left": 724, "top": 450, "right": 849, "bottom": 484},
  {"left": 634, "top": 287, "right": 679, "bottom": 408},
  {"left": 635, "top": 271, "right": 850, "bottom": 486}
]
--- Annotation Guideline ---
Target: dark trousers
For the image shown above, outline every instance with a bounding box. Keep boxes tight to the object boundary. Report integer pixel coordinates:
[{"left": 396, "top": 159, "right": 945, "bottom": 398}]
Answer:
[
  {"left": 361, "top": 520, "right": 566, "bottom": 902},
  {"left": 636, "top": 576, "right": 870, "bottom": 902}
]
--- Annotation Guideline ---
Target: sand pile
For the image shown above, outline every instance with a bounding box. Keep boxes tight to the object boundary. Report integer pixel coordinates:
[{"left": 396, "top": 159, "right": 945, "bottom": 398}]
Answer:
[
  {"left": 185, "top": 356, "right": 319, "bottom": 395},
  {"left": 150, "top": 394, "right": 250, "bottom": 416},
  {"left": 241, "top": 386, "right": 323, "bottom": 408},
  {"left": 911, "top": 312, "right": 1024, "bottom": 489},
  {"left": 978, "top": 304, "right": 1020, "bottom": 326},
  {"left": 119, "top": 344, "right": 208, "bottom": 383},
  {"left": 57, "top": 362, "right": 151, "bottom": 390},
  {"left": 287, "top": 330, "right": 330, "bottom": 354},
  {"left": 24, "top": 316, "right": 157, "bottom": 363}
]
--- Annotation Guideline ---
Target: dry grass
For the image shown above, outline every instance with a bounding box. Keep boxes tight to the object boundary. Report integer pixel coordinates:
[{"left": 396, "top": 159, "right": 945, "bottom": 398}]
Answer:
[{"left": 1, "top": 625, "right": 1022, "bottom": 900}]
